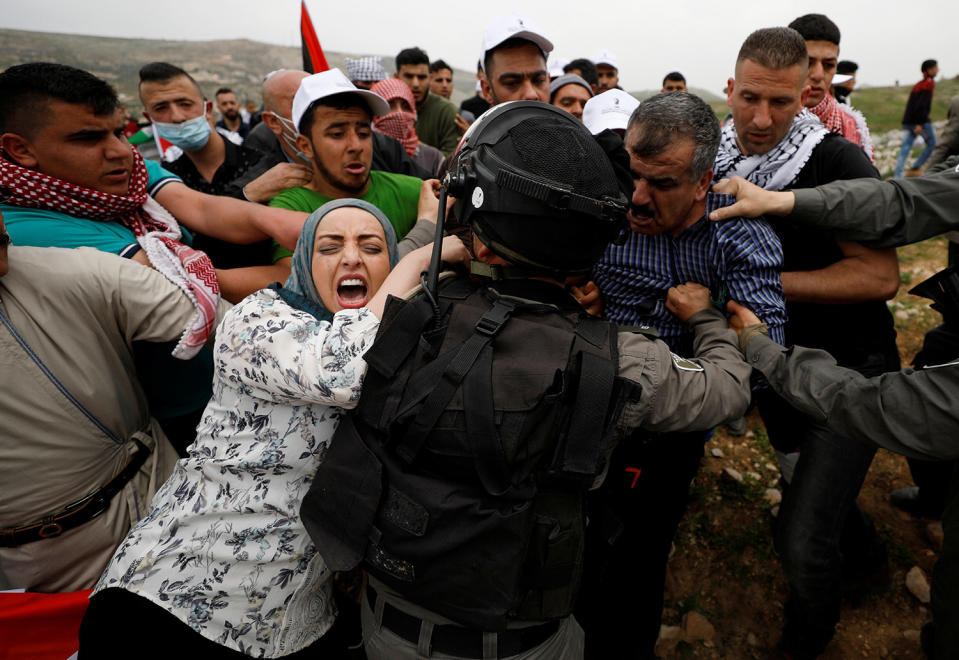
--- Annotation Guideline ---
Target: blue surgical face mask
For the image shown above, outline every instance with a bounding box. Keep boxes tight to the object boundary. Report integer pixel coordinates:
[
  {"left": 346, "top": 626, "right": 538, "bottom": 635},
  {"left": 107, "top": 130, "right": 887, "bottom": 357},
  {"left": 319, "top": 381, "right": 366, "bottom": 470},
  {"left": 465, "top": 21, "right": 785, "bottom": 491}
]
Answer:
[
  {"left": 275, "top": 114, "right": 312, "bottom": 164},
  {"left": 153, "top": 114, "right": 212, "bottom": 152}
]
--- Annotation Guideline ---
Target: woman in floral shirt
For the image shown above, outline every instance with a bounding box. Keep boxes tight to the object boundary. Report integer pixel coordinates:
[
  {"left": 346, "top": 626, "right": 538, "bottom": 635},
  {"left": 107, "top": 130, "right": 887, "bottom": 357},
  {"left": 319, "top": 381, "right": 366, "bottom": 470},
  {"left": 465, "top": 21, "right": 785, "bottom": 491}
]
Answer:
[{"left": 80, "top": 199, "right": 467, "bottom": 658}]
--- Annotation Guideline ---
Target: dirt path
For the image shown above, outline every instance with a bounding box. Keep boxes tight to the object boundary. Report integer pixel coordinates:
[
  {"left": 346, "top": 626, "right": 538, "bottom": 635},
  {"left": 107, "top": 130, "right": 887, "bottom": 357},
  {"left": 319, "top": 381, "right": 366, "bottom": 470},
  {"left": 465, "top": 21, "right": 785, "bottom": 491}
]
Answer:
[{"left": 655, "top": 238, "right": 948, "bottom": 659}]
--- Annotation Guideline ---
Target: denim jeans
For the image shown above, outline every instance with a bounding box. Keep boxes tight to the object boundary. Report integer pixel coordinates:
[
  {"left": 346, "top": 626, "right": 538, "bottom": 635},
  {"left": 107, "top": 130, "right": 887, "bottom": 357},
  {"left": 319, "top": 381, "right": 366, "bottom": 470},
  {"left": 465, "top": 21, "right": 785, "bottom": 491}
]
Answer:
[
  {"left": 774, "top": 418, "right": 882, "bottom": 658},
  {"left": 895, "top": 122, "right": 938, "bottom": 177}
]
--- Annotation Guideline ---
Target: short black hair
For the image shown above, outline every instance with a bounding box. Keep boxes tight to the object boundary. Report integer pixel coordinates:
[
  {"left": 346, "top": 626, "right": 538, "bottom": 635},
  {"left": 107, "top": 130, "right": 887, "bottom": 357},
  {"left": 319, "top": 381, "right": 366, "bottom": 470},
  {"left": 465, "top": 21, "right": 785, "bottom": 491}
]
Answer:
[
  {"left": 662, "top": 71, "right": 686, "bottom": 87},
  {"left": 138, "top": 61, "right": 204, "bottom": 97},
  {"left": 922, "top": 59, "right": 938, "bottom": 74},
  {"left": 483, "top": 37, "right": 545, "bottom": 77},
  {"left": 299, "top": 92, "right": 372, "bottom": 134},
  {"left": 564, "top": 59, "right": 598, "bottom": 87},
  {"left": 430, "top": 59, "right": 452, "bottom": 74},
  {"left": 0, "top": 62, "right": 118, "bottom": 137},
  {"left": 395, "top": 47, "right": 430, "bottom": 71},
  {"left": 215, "top": 87, "right": 235, "bottom": 98},
  {"left": 788, "top": 13, "right": 841, "bottom": 46},
  {"left": 737, "top": 27, "right": 808, "bottom": 74},
  {"left": 837, "top": 60, "right": 858, "bottom": 75},
  {"left": 627, "top": 92, "right": 719, "bottom": 181}
]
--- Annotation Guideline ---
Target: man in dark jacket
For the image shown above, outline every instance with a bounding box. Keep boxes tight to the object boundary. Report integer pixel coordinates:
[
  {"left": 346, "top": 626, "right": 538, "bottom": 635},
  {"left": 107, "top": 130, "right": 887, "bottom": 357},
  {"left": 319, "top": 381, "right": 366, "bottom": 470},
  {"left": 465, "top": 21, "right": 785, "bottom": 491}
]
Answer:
[{"left": 895, "top": 59, "right": 939, "bottom": 177}]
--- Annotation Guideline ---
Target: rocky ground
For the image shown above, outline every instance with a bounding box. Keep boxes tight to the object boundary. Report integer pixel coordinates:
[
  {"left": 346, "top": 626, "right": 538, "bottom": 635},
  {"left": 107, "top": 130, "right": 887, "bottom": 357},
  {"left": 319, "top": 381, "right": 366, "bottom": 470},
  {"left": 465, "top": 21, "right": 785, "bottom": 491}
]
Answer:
[{"left": 655, "top": 237, "right": 949, "bottom": 659}]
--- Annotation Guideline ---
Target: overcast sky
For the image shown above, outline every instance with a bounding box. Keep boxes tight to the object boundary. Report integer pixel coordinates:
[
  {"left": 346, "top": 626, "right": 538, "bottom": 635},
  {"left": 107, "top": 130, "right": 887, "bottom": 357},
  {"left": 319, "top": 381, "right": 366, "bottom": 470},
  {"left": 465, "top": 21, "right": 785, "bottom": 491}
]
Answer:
[{"left": 1, "top": 0, "right": 954, "bottom": 95}]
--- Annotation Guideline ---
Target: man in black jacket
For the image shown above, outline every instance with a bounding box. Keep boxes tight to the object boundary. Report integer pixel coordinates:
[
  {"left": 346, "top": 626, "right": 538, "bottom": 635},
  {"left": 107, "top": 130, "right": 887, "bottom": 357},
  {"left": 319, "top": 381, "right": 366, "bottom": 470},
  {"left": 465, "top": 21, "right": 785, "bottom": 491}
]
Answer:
[{"left": 895, "top": 59, "right": 939, "bottom": 178}]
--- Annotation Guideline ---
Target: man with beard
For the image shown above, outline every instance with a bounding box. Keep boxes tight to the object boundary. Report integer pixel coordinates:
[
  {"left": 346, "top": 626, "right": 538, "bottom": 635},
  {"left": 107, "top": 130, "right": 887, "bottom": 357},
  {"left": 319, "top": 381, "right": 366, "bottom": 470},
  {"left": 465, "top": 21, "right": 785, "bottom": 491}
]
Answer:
[
  {"left": 214, "top": 87, "right": 249, "bottom": 143},
  {"left": 479, "top": 14, "right": 552, "bottom": 105},
  {"left": 268, "top": 69, "right": 423, "bottom": 263}
]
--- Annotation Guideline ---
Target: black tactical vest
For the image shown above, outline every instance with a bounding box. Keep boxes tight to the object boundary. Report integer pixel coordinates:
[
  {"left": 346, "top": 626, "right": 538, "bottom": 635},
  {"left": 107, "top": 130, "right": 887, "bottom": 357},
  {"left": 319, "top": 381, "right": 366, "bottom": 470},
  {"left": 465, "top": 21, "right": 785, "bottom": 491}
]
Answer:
[{"left": 302, "top": 276, "right": 630, "bottom": 630}]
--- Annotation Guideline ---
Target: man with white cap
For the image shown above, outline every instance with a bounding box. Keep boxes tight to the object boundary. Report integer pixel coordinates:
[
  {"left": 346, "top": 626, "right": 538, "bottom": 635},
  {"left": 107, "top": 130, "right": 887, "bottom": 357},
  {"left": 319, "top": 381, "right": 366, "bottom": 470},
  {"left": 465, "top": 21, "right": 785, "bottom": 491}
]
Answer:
[
  {"left": 480, "top": 14, "right": 553, "bottom": 105},
  {"left": 591, "top": 49, "right": 620, "bottom": 92},
  {"left": 268, "top": 69, "right": 426, "bottom": 263},
  {"left": 582, "top": 89, "right": 640, "bottom": 136},
  {"left": 245, "top": 69, "right": 432, "bottom": 181}
]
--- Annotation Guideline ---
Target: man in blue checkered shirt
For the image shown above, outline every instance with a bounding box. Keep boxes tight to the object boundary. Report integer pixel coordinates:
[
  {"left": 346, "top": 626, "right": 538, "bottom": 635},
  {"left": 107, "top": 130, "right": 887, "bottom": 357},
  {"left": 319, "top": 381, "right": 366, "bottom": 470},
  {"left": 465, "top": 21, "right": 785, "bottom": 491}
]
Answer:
[{"left": 577, "top": 91, "right": 784, "bottom": 659}]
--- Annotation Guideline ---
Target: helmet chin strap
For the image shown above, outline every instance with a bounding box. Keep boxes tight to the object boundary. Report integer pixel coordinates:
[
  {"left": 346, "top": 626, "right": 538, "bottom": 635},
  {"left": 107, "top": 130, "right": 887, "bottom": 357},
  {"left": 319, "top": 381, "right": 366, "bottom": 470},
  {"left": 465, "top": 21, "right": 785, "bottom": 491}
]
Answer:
[{"left": 421, "top": 181, "right": 450, "bottom": 328}]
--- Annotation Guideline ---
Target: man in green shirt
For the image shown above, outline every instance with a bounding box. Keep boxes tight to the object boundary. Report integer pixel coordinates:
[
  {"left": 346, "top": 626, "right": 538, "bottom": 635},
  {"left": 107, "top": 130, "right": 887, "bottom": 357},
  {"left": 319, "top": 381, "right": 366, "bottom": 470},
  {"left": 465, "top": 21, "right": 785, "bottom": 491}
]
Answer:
[
  {"left": 269, "top": 69, "right": 422, "bottom": 261},
  {"left": 394, "top": 47, "right": 462, "bottom": 155}
]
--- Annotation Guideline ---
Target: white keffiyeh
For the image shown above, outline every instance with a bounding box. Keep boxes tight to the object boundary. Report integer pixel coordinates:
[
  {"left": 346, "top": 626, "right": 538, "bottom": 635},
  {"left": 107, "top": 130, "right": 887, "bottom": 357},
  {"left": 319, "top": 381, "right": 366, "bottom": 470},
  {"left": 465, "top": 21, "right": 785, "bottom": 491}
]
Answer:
[{"left": 713, "top": 110, "right": 829, "bottom": 191}]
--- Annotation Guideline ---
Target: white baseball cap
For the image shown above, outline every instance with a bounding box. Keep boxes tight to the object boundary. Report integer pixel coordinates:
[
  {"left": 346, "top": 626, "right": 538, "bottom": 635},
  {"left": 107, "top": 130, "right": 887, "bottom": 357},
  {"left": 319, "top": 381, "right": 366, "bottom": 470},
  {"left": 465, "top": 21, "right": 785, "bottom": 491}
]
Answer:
[
  {"left": 480, "top": 14, "right": 553, "bottom": 72},
  {"left": 292, "top": 68, "right": 390, "bottom": 132},
  {"left": 591, "top": 49, "right": 618, "bottom": 69},
  {"left": 548, "top": 56, "right": 570, "bottom": 79},
  {"left": 582, "top": 89, "right": 640, "bottom": 135}
]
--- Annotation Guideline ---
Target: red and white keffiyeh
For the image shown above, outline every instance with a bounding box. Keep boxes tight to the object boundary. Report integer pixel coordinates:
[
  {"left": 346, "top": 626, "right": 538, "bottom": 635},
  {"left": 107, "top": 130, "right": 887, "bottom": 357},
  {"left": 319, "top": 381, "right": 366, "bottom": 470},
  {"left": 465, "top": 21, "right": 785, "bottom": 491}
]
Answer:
[
  {"left": 370, "top": 78, "right": 420, "bottom": 157},
  {"left": 0, "top": 149, "right": 219, "bottom": 359},
  {"left": 810, "top": 93, "right": 874, "bottom": 161}
]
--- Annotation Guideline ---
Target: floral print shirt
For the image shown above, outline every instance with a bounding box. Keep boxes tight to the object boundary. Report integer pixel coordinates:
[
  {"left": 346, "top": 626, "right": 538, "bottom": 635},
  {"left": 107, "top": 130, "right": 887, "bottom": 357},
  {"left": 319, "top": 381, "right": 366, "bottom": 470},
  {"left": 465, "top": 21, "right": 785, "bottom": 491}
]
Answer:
[{"left": 95, "top": 288, "right": 379, "bottom": 657}]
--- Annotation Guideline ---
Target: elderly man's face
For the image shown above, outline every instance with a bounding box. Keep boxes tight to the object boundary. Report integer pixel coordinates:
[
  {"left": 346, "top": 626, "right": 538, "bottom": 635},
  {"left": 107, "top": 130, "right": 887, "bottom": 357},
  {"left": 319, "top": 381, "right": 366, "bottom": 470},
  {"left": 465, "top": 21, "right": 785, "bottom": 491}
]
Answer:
[
  {"left": 4, "top": 100, "right": 135, "bottom": 196},
  {"left": 624, "top": 132, "right": 711, "bottom": 236},
  {"left": 727, "top": 59, "right": 809, "bottom": 156},
  {"left": 596, "top": 64, "right": 619, "bottom": 92},
  {"left": 482, "top": 43, "right": 549, "bottom": 104}
]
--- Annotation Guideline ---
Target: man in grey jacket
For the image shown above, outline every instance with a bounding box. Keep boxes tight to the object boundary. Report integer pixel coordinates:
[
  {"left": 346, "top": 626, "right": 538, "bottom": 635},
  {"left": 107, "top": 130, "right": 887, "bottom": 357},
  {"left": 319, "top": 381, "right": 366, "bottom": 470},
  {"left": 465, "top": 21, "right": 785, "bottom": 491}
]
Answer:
[{"left": 711, "top": 162, "right": 959, "bottom": 659}]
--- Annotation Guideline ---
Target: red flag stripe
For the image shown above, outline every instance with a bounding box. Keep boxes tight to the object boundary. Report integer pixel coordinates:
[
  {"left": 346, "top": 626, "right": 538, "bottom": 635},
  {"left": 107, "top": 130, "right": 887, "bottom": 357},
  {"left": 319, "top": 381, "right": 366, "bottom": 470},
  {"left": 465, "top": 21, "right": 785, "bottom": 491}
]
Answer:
[{"left": 300, "top": 1, "right": 330, "bottom": 73}]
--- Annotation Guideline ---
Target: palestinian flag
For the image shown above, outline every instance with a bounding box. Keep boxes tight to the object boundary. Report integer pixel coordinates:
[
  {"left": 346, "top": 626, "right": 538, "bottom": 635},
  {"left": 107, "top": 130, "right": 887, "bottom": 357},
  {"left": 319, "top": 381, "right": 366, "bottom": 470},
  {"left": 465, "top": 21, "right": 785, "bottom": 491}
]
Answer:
[
  {"left": 301, "top": 1, "right": 330, "bottom": 74},
  {"left": 0, "top": 589, "right": 93, "bottom": 660}
]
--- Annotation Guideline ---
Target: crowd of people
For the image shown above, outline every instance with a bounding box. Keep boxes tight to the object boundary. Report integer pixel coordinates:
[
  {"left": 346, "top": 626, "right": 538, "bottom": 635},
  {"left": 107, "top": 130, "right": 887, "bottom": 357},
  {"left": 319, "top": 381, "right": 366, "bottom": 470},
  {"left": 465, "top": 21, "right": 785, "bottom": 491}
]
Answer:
[{"left": 0, "top": 10, "right": 956, "bottom": 660}]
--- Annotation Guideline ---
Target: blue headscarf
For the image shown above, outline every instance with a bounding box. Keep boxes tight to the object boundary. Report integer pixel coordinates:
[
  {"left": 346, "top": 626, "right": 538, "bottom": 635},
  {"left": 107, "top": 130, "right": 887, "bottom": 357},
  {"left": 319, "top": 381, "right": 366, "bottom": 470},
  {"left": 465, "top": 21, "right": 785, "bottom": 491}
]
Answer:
[{"left": 278, "top": 198, "right": 399, "bottom": 322}]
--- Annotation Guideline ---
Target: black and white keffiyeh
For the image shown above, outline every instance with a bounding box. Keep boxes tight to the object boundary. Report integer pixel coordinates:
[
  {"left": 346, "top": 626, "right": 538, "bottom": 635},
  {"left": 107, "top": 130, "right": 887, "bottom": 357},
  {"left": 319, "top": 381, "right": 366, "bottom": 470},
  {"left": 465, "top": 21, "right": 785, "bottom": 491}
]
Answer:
[{"left": 713, "top": 110, "right": 829, "bottom": 191}]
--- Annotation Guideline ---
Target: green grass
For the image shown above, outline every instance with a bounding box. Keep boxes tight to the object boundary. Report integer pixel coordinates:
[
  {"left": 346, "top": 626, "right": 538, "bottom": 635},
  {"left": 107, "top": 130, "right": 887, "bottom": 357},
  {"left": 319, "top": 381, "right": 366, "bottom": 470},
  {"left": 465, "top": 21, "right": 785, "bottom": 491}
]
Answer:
[{"left": 850, "top": 76, "right": 959, "bottom": 134}]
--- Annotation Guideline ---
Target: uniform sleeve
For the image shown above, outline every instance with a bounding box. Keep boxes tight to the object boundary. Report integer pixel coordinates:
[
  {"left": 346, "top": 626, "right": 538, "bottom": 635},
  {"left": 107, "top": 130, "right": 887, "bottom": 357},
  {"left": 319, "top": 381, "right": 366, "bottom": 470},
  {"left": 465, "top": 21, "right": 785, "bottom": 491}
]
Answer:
[
  {"left": 791, "top": 168, "right": 959, "bottom": 247},
  {"left": 615, "top": 306, "right": 751, "bottom": 434},
  {"left": 397, "top": 217, "right": 436, "bottom": 258},
  {"left": 214, "top": 294, "right": 380, "bottom": 407},
  {"left": 745, "top": 333, "right": 959, "bottom": 460}
]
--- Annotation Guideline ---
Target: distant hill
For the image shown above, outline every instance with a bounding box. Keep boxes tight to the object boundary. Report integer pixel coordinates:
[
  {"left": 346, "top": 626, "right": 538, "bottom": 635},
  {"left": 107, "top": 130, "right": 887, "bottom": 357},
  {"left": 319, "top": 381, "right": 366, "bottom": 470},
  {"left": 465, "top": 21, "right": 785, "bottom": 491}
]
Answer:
[{"left": 0, "top": 27, "right": 479, "bottom": 115}]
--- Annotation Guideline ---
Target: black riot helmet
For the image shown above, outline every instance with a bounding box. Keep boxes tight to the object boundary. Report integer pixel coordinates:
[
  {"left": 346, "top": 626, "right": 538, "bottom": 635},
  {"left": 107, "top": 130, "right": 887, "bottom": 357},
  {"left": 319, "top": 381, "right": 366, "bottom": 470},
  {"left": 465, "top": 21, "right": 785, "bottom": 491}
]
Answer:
[{"left": 444, "top": 101, "right": 628, "bottom": 277}]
